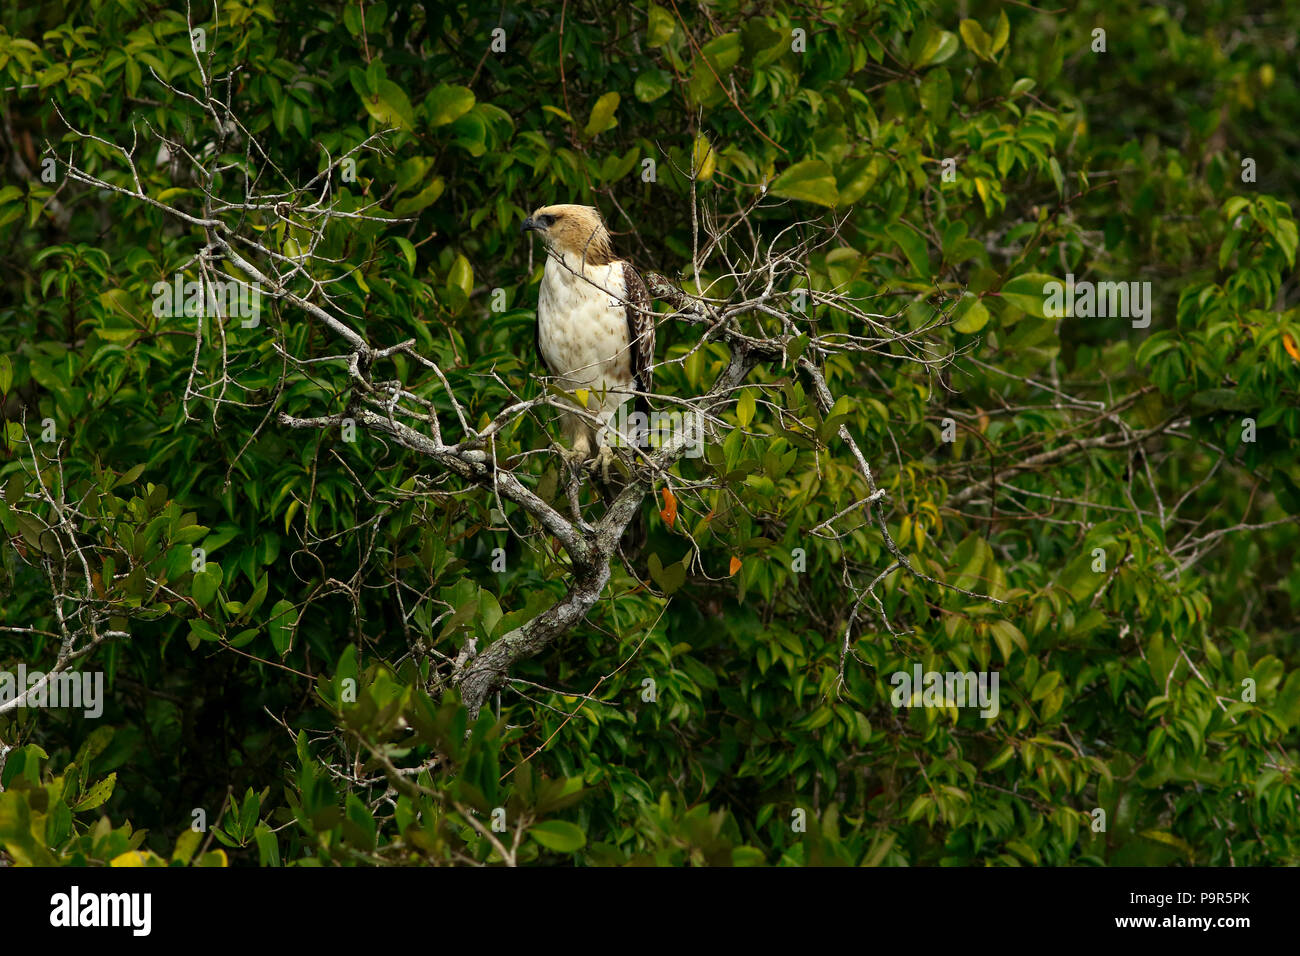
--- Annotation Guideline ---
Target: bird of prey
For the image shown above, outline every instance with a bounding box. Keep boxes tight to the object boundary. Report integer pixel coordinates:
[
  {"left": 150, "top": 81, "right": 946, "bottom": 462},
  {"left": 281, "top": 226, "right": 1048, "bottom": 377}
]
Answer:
[{"left": 521, "top": 203, "right": 654, "bottom": 476}]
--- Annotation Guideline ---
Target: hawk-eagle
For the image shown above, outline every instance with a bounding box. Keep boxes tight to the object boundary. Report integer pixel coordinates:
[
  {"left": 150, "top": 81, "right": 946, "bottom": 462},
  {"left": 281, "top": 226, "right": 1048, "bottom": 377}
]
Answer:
[{"left": 521, "top": 203, "right": 654, "bottom": 474}]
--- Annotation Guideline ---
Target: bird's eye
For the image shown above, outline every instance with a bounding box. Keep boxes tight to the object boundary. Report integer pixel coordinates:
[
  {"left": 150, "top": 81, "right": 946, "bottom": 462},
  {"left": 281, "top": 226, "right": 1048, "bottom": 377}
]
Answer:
[{"left": 540, "top": 214, "right": 557, "bottom": 227}]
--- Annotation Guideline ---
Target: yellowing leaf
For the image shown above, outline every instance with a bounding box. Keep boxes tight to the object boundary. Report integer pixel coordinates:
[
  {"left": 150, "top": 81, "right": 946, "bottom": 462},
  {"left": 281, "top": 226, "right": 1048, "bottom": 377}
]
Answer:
[
  {"left": 110, "top": 850, "right": 152, "bottom": 867},
  {"left": 959, "top": 19, "right": 993, "bottom": 61},
  {"left": 952, "top": 297, "right": 990, "bottom": 333},
  {"left": 584, "top": 92, "right": 620, "bottom": 138},
  {"left": 991, "top": 10, "right": 1010, "bottom": 54},
  {"left": 736, "top": 388, "right": 756, "bottom": 427},
  {"left": 1139, "top": 829, "right": 1195, "bottom": 861},
  {"left": 693, "top": 134, "right": 717, "bottom": 181},
  {"left": 647, "top": 3, "right": 675, "bottom": 46},
  {"left": 73, "top": 772, "right": 116, "bottom": 811},
  {"left": 729, "top": 556, "right": 742, "bottom": 576},
  {"left": 447, "top": 254, "right": 473, "bottom": 297}
]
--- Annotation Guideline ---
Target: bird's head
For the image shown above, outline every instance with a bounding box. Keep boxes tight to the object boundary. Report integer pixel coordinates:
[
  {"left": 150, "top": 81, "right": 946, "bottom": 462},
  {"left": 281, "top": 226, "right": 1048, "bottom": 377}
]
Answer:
[{"left": 521, "top": 204, "right": 615, "bottom": 265}]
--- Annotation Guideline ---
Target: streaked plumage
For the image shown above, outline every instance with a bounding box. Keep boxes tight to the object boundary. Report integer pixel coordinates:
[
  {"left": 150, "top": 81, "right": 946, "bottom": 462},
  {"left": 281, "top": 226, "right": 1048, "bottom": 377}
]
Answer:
[{"left": 521, "top": 204, "right": 654, "bottom": 462}]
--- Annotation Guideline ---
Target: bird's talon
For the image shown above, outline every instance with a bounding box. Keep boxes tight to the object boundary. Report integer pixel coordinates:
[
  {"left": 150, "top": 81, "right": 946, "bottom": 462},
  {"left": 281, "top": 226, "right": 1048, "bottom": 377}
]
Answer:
[
  {"left": 588, "top": 446, "right": 618, "bottom": 483},
  {"left": 557, "top": 446, "right": 587, "bottom": 475}
]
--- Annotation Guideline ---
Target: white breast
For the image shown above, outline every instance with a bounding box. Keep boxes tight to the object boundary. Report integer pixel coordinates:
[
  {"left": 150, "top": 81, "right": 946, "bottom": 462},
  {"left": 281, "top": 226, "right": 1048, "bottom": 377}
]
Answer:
[{"left": 537, "top": 254, "right": 633, "bottom": 396}]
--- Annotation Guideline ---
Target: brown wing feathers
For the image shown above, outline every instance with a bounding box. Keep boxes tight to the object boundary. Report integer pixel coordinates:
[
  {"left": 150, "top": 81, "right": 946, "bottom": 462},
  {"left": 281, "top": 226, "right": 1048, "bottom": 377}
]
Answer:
[{"left": 621, "top": 261, "right": 654, "bottom": 398}]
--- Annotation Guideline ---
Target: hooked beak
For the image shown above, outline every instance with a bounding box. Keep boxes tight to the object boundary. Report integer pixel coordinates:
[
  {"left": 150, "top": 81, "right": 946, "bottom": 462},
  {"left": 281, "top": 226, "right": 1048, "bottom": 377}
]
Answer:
[{"left": 520, "top": 217, "right": 540, "bottom": 234}]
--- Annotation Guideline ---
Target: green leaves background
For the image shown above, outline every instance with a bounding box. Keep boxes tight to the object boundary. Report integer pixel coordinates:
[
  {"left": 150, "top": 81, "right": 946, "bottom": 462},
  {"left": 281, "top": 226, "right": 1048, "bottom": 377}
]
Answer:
[{"left": 0, "top": 0, "right": 1298, "bottom": 866}]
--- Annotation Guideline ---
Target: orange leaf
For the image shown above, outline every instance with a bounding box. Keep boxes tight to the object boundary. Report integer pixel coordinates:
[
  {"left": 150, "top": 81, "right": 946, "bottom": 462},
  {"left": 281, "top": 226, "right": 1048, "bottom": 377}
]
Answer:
[
  {"left": 659, "top": 488, "right": 678, "bottom": 528},
  {"left": 729, "top": 556, "right": 742, "bottom": 576},
  {"left": 1284, "top": 332, "right": 1300, "bottom": 361}
]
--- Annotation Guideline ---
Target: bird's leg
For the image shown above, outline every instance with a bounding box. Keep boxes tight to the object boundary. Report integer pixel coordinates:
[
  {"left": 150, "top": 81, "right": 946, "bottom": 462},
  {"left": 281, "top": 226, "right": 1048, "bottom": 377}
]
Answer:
[
  {"left": 588, "top": 411, "right": 630, "bottom": 484},
  {"left": 558, "top": 445, "right": 587, "bottom": 471},
  {"left": 588, "top": 444, "right": 618, "bottom": 483},
  {"left": 559, "top": 415, "right": 594, "bottom": 475}
]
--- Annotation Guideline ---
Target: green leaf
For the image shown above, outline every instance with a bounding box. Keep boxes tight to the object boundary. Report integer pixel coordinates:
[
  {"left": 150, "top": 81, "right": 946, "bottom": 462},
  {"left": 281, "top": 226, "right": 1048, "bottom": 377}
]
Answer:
[
  {"left": 771, "top": 160, "right": 839, "bottom": 207},
  {"left": 1031, "top": 671, "right": 1061, "bottom": 701},
  {"left": 343, "top": 4, "right": 362, "bottom": 35},
  {"left": 192, "top": 569, "right": 220, "bottom": 608},
  {"left": 1005, "top": 840, "right": 1039, "bottom": 864},
  {"left": 529, "top": 820, "right": 586, "bottom": 853},
  {"left": 836, "top": 155, "right": 886, "bottom": 206},
  {"left": 1221, "top": 196, "right": 1251, "bottom": 222},
  {"left": 885, "top": 224, "right": 932, "bottom": 279},
  {"left": 254, "top": 824, "right": 281, "bottom": 867},
  {"left": 990, "top": 620, "right": 1026, "bottom": 660},
  {"left": 913, "top": 29, "right": 959, "bottom": 68},
  {"left": 426, "top": 84, "right": 475, "bottom": 127},
  {"left": 393, "top": 237, "right": 417, "bottom": 274},
  {"left": 113, "top": 463, "right": 146, "bottom": 489},
  {"left": 648, "top": 553, "right": 687, "bottom": 593},
  {"left": 478, "top": 589, "right": 503, "bottom": 637},
  {"left": 999, "top": 273, "right": 1057, "bottom": 318},
  {"left": 187, "top": 620, "right": 219, "bottom": 649},
  {"left": 267, "top": 599, "right": 297, "bottom": 656},
  {"left": 392, "top": 177, "right": 445, "bottom": 216},
  {"left": 700, "top": 32, "right": 742, "bottom": 72},
  {"left": 919, "top": 67, "right": 952, "bottom": 120},
  {"left": 362, "top": 80, "right": 415, "bottom": 131},
  {"left": 634, "top": 69, "right": 672, "bottom": 103}
]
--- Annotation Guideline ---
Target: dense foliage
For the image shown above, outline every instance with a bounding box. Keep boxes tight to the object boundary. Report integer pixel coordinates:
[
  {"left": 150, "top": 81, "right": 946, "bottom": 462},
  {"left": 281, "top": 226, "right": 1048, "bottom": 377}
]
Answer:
[{"left": 1, "top": 0, "right": 1298, "bottom": 866}]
